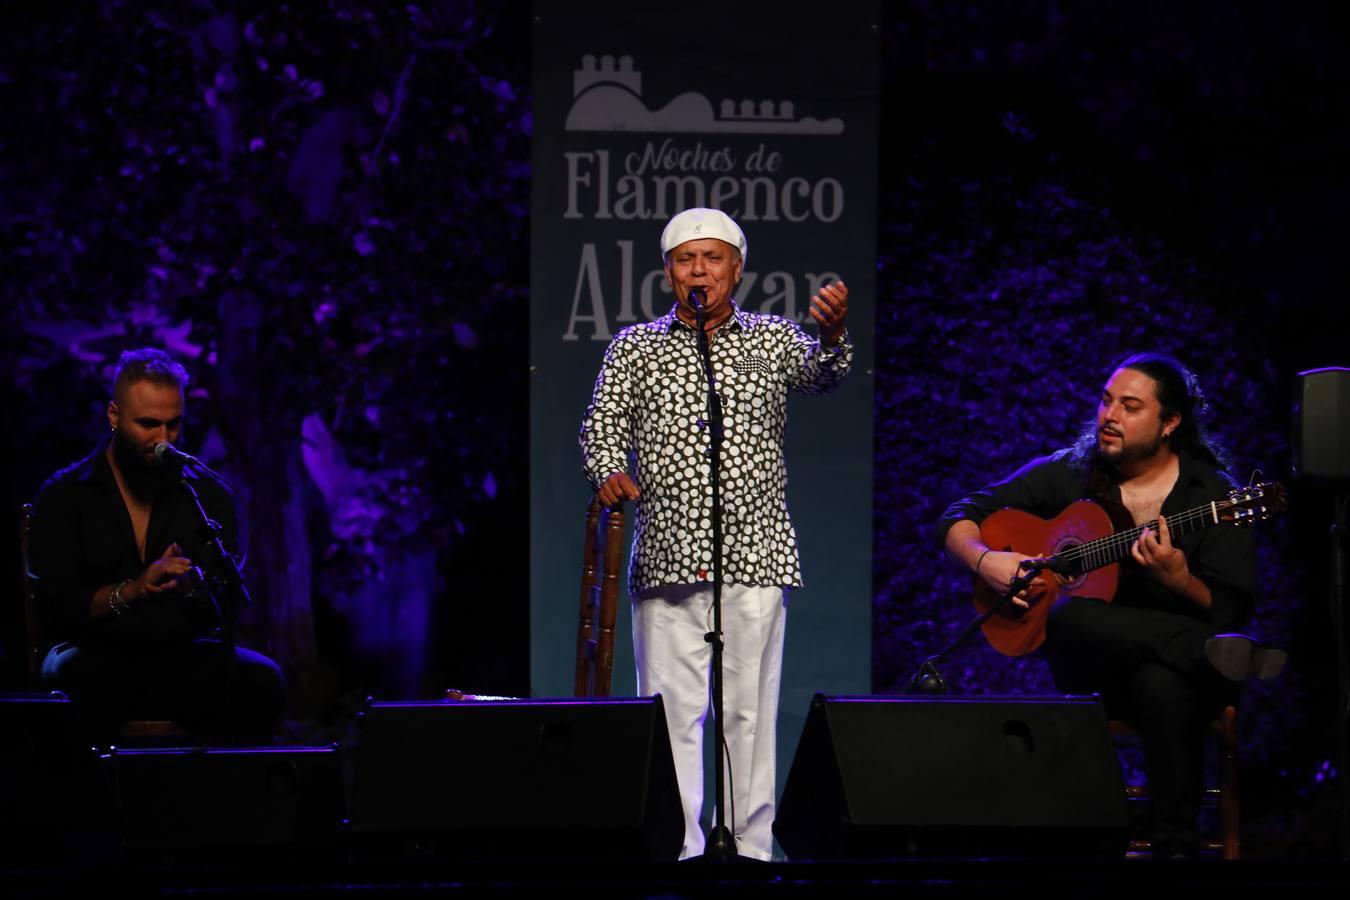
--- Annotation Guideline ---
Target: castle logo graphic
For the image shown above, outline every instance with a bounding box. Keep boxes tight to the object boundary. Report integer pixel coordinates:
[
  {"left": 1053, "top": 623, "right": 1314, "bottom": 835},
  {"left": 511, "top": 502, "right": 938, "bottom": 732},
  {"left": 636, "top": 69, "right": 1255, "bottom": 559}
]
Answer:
[{"left": 565, "top": 55, "right": 845, "bottom": 135}]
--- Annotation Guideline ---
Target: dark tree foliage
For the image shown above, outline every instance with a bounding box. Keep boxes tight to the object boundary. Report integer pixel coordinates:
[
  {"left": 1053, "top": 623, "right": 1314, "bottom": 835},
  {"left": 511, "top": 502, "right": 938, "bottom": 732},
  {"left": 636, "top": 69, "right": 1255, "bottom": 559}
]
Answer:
[
  {"left": 2, "top": 0, "right": 1345, "bottom": 857},
  {"left": 873, "top": 1, "right": 1347, "bottom": 857},
  {"left": 2, "top": 1, "right": 533, "bottom": 716}
]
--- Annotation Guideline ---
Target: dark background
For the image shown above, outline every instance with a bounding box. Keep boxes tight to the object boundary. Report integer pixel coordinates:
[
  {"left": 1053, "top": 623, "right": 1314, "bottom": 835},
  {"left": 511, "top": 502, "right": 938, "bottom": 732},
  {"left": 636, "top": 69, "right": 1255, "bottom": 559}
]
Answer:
[{"left": 2, "top": 1, "right": 1345, "bottom": 858}]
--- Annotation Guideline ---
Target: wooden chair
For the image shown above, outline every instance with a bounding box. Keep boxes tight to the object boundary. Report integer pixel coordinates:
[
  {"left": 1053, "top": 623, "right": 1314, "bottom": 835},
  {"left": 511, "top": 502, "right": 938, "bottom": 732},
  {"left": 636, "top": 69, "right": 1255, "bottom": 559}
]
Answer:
[
  {"left": 19, "top": 503, "right": 186, "bottom": 742},
  {"left": 1110, "top": 704, "right": 1241, "bottom": 860},
  {"left": 573, "top": 496, "right": 625, "bottom": 698}
]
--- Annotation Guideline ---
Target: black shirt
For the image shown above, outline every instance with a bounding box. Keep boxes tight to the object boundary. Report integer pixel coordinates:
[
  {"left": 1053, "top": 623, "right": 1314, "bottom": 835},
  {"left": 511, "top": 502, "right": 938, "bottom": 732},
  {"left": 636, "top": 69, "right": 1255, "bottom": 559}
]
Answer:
[
  {"left": 28, "top": 440, "right": 240, "bottom": 645},
  {"left": 938, "top": 447, "right": 1257, "bottom": 630}
]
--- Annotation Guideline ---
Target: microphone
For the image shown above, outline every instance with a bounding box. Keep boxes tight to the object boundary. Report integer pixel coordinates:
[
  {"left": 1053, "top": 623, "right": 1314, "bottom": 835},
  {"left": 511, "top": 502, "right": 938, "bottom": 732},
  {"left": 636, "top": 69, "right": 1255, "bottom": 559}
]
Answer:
[
  {"left": 688, "top": 287, "right": 705, "bottom": 311},
  {"left": 154, "top": 441, "right": 200, "bottom": 467},
  {"left": 155, "top": 441, "right": 239, "bottom": 494},
  {"left": 1019, "top": 555, "right": 1074, "bottom": 576}
]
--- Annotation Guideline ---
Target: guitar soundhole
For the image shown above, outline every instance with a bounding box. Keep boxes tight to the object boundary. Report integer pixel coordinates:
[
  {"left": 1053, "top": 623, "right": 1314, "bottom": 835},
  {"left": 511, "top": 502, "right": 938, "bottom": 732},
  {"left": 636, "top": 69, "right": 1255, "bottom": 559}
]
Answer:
[{"left": 1053, "top": 539, "right": 1088, "bottom": 590}]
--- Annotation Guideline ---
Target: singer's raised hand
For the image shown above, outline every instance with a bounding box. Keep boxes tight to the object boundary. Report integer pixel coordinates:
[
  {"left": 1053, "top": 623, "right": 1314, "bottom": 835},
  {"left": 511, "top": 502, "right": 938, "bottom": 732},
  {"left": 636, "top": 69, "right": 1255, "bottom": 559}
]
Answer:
[
  {"left": 597, "top": 472, "right": 640, "bottom": 508},
  {"left": 809, "top": 280, "right": 849, "bottom": 345}
]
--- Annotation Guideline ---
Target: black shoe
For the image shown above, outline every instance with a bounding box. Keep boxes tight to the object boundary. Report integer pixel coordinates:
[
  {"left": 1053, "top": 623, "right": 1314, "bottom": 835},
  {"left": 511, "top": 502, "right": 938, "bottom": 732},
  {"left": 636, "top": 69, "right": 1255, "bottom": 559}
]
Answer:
[{"left": 1204, "top": 633, "right": 1288, "bottom": 682}]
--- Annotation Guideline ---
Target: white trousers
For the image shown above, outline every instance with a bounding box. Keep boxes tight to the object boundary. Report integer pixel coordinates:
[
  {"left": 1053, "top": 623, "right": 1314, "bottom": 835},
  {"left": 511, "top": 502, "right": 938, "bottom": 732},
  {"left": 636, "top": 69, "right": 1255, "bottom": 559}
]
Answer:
[{"left": 632, "top": 583, "right": 787, "bottom": 861}]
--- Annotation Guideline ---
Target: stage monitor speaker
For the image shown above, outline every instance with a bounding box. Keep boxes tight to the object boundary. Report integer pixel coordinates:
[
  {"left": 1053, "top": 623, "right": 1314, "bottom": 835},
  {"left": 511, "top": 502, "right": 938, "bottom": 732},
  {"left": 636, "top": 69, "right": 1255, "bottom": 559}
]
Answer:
[
  {"left": 1293, "top": 366, "right": 1350, "bottom": 484},
  {"left": 774, "top": 694, "right": 1130, "bottom": 860},
  {"left": 349, "top": 696, "right": 683, "bottom": 861},
  {"left": 102, "top": 745, "right": 344, "bottom": 857},
  {"left": 0, "top": 692, "right": 115, "bottom": 865}
]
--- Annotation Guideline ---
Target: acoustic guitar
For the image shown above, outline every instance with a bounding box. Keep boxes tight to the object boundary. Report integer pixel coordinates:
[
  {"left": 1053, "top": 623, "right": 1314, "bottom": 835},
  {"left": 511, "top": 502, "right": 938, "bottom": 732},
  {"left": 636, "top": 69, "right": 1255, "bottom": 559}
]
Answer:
[{"left": 973, "top": 482, "right": 1286, "bottom": 657}]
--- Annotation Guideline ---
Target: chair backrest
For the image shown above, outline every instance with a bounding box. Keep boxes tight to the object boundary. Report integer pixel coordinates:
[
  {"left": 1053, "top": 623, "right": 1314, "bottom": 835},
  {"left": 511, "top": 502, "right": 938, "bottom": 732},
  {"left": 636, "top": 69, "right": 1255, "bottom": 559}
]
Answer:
[
  {"left": 19, "top": 503, "right": 44, "bottom": 685},
  {"left": 574, "top": 497, "right": 625, "bottom": 697}
]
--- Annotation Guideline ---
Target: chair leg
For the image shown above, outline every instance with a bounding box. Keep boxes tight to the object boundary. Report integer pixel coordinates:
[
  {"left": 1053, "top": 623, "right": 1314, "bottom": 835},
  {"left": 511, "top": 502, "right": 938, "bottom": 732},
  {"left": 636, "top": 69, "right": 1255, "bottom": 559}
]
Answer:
[
  {"left": 1218, "top": 704, "right": 1241, "bottom": 861},
  {"left": 574, "top": 500, "right": 603, "bottom": 697},
  {"left": 1113, "top": 709, "right": 1242, "bottom": 861}
]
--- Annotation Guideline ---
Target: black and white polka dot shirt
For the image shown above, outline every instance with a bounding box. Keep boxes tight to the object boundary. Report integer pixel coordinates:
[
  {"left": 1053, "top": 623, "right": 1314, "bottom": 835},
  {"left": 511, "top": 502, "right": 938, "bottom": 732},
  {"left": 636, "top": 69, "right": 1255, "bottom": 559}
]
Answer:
[{"left": 580, "top": 304, "right": 853, "bottom": 596}]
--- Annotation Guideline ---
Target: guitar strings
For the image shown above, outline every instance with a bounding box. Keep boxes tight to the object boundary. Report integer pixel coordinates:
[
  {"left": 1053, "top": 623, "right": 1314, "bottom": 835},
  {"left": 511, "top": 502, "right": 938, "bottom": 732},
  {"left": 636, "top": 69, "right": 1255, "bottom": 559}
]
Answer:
[{"left": 1054, "top": 504, "right": 1225, "bottom": 572}]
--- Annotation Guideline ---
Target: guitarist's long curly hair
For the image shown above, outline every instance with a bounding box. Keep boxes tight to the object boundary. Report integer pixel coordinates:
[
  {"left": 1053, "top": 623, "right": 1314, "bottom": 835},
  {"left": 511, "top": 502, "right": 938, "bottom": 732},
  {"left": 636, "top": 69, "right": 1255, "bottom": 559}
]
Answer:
[{"left": 1071, "top": 351, "right": 1232, "bottom": 495}]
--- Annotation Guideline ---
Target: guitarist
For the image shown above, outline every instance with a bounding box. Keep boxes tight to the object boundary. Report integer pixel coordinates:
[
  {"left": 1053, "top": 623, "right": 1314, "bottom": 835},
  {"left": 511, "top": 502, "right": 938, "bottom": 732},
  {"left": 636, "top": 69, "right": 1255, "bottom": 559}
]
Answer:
[{"left": 940, "top": 351, "right": 1285, "bottom": 860}]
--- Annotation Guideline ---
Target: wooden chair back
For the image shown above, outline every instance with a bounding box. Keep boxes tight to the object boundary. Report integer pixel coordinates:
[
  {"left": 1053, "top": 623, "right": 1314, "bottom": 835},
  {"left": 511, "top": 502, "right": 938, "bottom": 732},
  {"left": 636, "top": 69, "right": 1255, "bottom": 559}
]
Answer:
[
  {"left": 574, "top": 496, "right": 625, "bottom": 697},
  {"left": 20, "top": 504, "right": 44, "bottom": 684}
]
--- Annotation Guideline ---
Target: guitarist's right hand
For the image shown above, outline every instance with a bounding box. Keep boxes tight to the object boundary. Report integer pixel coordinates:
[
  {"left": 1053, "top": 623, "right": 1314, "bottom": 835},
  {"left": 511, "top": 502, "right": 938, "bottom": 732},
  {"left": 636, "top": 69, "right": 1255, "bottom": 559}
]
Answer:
[{"left": 980, "top": 551, "right": 1049, "bottom": 609}]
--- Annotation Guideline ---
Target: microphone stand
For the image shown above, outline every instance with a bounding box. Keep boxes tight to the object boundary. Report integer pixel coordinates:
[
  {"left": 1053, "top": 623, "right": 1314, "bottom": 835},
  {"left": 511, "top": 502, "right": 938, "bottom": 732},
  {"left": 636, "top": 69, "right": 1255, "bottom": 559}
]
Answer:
[
  {"left": 179, "top": 468, "right": 252, "bottom": 739},
  {"left": 908, "top": 558, "right": 1059, "bottom": 694},
  {"left": 692, "top": 292, "right": 737, "bottom": 862}
]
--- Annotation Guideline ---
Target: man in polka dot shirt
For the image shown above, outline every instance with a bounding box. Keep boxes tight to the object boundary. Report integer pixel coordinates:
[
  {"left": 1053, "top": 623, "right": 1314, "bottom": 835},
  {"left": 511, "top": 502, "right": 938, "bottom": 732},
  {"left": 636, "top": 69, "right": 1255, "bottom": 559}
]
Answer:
[{"left": 579, "top": 207, "right": 853, "bottom": 861}]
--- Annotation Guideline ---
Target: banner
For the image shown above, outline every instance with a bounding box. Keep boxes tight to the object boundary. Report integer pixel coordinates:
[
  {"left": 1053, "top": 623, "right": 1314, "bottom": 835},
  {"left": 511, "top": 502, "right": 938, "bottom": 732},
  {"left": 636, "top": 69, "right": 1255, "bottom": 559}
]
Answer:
[{"left": 529, "top": 0, "right": 879, "bottom": 830}]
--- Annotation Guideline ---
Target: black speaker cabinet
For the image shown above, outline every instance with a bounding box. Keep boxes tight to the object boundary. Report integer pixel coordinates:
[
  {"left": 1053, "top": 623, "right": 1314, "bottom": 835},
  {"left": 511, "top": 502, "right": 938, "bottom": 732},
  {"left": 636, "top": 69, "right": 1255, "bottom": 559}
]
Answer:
[
  {"left": 0, "top": 692, "right": 115, "bottom": 865},
  {"left": 102, "top": 745, "right": 344, "bottom": 855},
  {"left": 1293, "top": 366, "right": 1350, "bottom": 484},
  {"left": 349, "top": 696, "right": 683, "bottom": 861},
  {"left": 774, "top": 694, "right": 1130, "bottom": 860}
]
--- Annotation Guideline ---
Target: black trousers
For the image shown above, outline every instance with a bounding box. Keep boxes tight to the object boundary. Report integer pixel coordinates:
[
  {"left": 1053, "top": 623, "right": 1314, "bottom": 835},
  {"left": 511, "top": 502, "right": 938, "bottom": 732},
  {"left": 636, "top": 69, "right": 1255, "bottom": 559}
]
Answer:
[
  {"left": 1044, "top": 596, "right": 1238, "bottom": 852},
  {"left": 41, "top": 637, "right": 285, "bottom": 745}
]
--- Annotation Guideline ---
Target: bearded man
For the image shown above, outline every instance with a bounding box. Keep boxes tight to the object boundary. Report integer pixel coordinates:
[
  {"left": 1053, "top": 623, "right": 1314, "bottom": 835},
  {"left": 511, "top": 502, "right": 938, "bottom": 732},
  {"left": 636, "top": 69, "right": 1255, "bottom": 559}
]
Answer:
[
  {"left": 940, "top": 351, "right": 1285, "bottom": 860},
  {"left": 30, "top": 348, "right": 283, "bottom": 744}
]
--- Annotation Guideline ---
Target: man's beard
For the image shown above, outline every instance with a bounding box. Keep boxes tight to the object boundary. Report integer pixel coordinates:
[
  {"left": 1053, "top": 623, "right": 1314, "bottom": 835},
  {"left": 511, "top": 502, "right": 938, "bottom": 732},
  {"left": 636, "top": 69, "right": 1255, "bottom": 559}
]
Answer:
[
  {"left": 1095, "top": 426, "right": 1165, "bottom": 468},
  {"left": 111, "top": 428, "right": 175, "bottom": 500}
]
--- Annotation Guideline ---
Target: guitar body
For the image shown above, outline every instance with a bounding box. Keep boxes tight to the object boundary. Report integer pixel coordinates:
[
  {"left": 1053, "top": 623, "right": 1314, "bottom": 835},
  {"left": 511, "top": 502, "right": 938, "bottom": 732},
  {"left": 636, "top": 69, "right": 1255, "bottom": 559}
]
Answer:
[{"left": 975, "top": 500, "right": 1121, "bottom": 657}]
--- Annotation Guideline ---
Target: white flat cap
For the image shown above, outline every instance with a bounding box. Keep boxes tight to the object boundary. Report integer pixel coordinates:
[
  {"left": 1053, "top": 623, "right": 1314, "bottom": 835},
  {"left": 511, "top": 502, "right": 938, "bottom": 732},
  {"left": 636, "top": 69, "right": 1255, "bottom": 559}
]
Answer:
[{"left": 659, "top": 208, "right": 747, "bottom": 264}]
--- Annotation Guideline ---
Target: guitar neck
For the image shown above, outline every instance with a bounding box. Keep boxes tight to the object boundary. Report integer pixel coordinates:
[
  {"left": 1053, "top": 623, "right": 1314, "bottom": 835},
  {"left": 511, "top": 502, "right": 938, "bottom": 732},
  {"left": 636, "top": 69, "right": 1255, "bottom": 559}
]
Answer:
[{"left": 1064, "top": 501, "right": 1223, "bottom": 574}]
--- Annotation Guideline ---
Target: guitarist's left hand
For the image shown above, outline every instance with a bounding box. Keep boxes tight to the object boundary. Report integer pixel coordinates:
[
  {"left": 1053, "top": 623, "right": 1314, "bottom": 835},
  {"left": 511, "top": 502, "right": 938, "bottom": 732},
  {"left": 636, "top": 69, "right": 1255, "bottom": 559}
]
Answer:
[{"left": 1131, "top": 515, "right": 1191, "bottom": 594}]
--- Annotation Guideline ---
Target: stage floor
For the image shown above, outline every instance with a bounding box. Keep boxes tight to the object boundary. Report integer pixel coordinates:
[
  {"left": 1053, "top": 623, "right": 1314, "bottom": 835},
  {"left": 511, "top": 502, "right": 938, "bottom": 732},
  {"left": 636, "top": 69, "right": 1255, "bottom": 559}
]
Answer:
[{"left": 6, "top": 856, "right": 1350, "bottom": 898}]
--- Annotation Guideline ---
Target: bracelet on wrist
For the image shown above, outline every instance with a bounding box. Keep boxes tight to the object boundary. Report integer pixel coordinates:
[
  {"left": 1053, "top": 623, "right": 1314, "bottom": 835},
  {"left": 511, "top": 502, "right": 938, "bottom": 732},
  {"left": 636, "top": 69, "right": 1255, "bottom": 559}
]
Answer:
[
  {"left": 976, "top": 549, "right": 993, "bottom": 577},
  {"left": 109, "top": 579, "right": 133, "bottom": 615}
]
